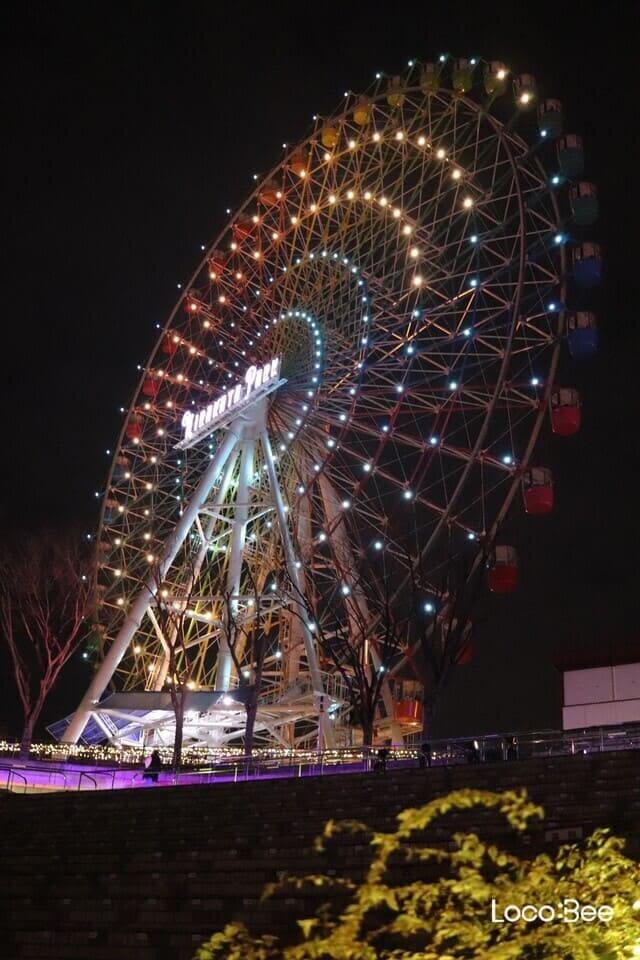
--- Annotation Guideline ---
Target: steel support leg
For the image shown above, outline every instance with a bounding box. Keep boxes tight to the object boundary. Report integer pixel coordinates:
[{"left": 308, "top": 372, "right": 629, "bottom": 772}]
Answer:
[
  {"left": 64, "top": 427, "right": 240, "bottom": 743},
  {"left": 261, "top": 430, "right": 335, "bottom": 749},
  {"left": 151, "top": 451, "right": 239, "bottom": 691},
  {"left": 218, "top": 435, "right": 255, "bottom": 691}
]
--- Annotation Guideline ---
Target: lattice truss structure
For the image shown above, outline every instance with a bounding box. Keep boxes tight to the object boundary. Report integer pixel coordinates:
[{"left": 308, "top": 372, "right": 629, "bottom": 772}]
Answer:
[{"left": 66, "top": 60, "right": 566, "bottom": 749}]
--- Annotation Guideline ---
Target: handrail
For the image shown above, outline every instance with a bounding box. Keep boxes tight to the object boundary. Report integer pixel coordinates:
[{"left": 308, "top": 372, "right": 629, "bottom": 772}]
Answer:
[
  {"left": 78, "top": 771, "right": 97, "bottom": 791},
  {"left": 0, "top": 765, "right": 28, "bottom": 794},
  {"left": 0, "top": 724, "right": 638, "bottom": 794}
]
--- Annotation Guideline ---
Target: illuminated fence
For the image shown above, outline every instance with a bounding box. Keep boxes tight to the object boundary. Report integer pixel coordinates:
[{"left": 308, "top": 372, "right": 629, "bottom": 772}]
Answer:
[{"left": 0, "top": 723, "right": 639, "bottom": 794}]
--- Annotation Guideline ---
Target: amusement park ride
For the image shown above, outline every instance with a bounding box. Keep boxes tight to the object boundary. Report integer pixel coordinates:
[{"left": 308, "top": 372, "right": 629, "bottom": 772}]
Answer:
[{"left": 57, "top": 55, "right": 600, "bottom": 751}]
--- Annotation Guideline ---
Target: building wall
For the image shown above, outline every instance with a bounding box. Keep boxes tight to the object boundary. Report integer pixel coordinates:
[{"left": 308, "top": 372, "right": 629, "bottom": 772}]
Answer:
[{"left": 562, "top": 663, "right": 640, "bottom": 728}]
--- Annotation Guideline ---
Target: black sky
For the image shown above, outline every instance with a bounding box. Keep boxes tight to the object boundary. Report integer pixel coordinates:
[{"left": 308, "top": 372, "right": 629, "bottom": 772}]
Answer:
[{"left": 1, "top": 0, "right": 638, "bottom": 738}]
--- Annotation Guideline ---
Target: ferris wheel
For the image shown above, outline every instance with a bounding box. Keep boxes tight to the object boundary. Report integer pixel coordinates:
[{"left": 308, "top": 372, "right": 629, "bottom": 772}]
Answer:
[{"left": 63, "top": 55, "right": 599, "bottom": 750}]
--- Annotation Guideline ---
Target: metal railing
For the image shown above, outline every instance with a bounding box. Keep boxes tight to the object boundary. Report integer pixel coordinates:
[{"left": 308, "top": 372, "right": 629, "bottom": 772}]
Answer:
[{"left": 0, "top": 724, "right": 639, "bottom": 794}]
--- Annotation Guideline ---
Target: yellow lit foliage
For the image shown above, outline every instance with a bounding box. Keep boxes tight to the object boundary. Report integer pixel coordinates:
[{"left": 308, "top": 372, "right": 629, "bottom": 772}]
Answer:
[{"left": 195, "top": 788, "right": 640, "bottom": 960}]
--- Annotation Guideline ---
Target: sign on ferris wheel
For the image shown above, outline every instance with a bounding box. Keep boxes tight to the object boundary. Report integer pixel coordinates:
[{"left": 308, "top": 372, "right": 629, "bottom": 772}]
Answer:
[{"left": 177, "top": 356, "right": 284, "bottom": 450}]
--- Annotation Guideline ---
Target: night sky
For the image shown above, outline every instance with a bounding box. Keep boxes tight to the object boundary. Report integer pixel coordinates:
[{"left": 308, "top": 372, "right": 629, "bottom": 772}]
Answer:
[{"left": 2, "top": 1, "right": 638, "bottom": 739}]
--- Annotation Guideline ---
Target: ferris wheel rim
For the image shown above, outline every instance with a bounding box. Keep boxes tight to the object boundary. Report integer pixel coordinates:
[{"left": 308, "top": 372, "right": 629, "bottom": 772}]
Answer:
[{"left": 98, "top": 63, "right": 566, "bottom": 645}]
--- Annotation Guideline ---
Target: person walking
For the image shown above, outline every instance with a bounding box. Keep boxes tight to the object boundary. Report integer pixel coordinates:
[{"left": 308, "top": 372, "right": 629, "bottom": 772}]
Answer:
[{"left": 143, "top": 749, "right": 163, "bottom": 784}]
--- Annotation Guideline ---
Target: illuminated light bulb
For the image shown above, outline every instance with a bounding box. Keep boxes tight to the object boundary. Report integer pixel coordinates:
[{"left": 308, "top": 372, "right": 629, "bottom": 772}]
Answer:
[
  {"left": 412, "top": 274, "right": 423, "bottom": 286},
  {"left": 341, "top": 499, "right": 351, "bottom": 509},
  {"left": 467, "top": 532, "right": 476, "bottom": 540},
  {"left": 346, "top": 189, "right": 354, "bottom": 200},
  {"left": 341, "top": 584, "right": 351, "bottom": 595},
  {"left": 290, "top": 215, "right": 298, "bottom": 224},
  {"left": 372, "top": 131, "right": 381, "bottom": 142},
  {"left": 531, "top": 377, "right": 540, "bottom": 386},
  {"left": 114, "top": 568, "right": 122, "bottom": 577},
  {"left": 403, "top": 489, "right": 414, "bottom": 500},
  {"left": 114, "top": 538, "right": 121, "bottom": 546},
  {"left": 410, "top": 246, "right": 420, "bottom": 258},
  {"left": 133, "top": 645, "right": 141, "bottom": 654},
  {"left": 463, "top": 196, "right": 474, "bottom": 209},
  {"left": 299, "top": 169, "right": 306, "bottom": 178},
  {"left": 203, "top": 319, "right": 210, "bottom": 329},
  {"left": 146, "top": 553, "right": 155, "bottom": 563},
  {"left": 348, "top": 139, "right": 356, "bottom": 149},
  {"left": 436, "top": 147, "right": 446, "bottom": 159},
  {"left": 116, "top": 597, "right": 124, "bottom": 606},
  {"left": 253, "top": 250, "right": 261, "bottom": 259},
  {"left": 324, "top": 151, "right": 331, "bottom": 162},
  {"left": 230, "top": 242, "right": 237, "bottom": 251},
  {"left": 449, "top": 381, "right": 458, "bottom": 390},
  {"left": 379, "top": 196, "right": 388, "bottom": 207},
  {"left": 374, "top": 540, "right": 383, "bottom": 550},
  {"left": 451, "top": 168, "right": 462, "bottom": 180},
  {"left": 402, "top": 224, "right": 412, "bottom": 235},
  {"left": 424, "top": 601, "right": 434, "bottom": 613},
  {"left": 143, "top": 532, "right": 151, "bottom": 540},
  {"left": 497, "top": 69, "right": 506, "bottom": 80},
  {"left": 470, "top": 278, "right": 479, "bottom": 288},
  {"left": 274, "top": 650, "right": 283, "bottom": 659},
  {"left": 429, "top": 436, "right": 438, "bottom": 445},
  {"left": 392, "top": 207, "right": 401, "bottom": 218},
  {"left": 364, "top": 190, "right": 372, "bottom": 200},
  {"left": 271, "top": 231, "right": 279, "bottom": 240},
  {"left": 502, "top": 454, "right": 513, "bottom": 465},
  {"left": 395, "top": 130, "right": 404, "bottom": 140},
  {"left": 551, "top": 175, "right": 560, "bottom": 185},
  {"left": 310, "top": 203, "right": 317, "bottom": 212},
  {"left": 327, "top": 438, "right": 336, "bottom": 448},
  {"left": 328, "top": 194, "right": 336, "bottom": 204},
  {"left": 520, "top": 92, "right": 531, "bottom": 104},
  {"left": 218, "top": 295, "right": 226, "bottom": 303},
  {"left": 318, "top": 531, "right": 327, "bottom": 542}
]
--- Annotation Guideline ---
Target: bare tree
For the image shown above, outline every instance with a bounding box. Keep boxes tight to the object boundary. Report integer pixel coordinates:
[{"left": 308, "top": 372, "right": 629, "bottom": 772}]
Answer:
[
  {"left": 283, "top": 564, "right": 403, "bottom": 748},
  {"left": 0, "top": 532, "right": 94, "bottom": 758},
  {"left": 147, "top": 564, "right": 199, "bottom": 775},
  {"left": 223, "top": 569, "right": 271, "bottom": 758},
  {"left": 402, "top": 543, "right": 487, "bottom": 740}
]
